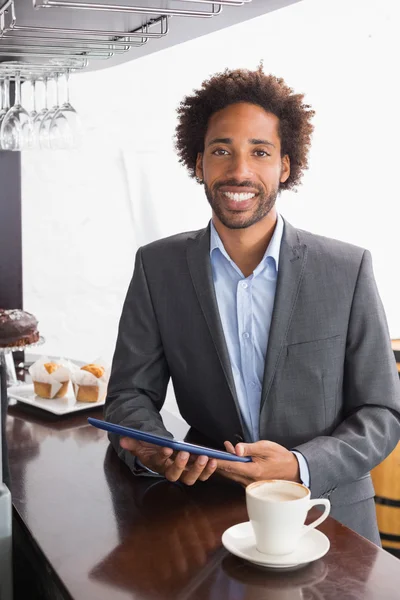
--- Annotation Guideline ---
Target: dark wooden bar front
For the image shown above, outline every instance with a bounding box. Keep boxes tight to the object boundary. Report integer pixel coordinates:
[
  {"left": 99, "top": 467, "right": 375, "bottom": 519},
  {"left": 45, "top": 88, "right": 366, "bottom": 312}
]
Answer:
[{"left": 6, "top": 402, "right": 400, "bottom": 600}]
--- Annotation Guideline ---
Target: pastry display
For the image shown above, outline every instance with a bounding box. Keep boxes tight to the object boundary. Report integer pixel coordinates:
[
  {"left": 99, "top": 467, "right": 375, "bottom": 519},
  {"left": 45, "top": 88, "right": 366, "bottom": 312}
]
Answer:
[
  {"left": 29, "top": 358, "right": 71, "bottom": 399},
  {"left": 23, "top": 356, "right": 109, "bottom": 407},
  {"left": 72, "top": 361, "right": 109, "bottom": 403},
  {"left": 0, "top": 308, "right": 40, "bottom": 348}
]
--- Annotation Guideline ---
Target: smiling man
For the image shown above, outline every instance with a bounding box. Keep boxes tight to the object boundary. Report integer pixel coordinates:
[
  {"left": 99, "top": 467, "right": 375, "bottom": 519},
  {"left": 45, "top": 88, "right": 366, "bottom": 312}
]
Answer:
[{"left": 105, "top": 66, "right": 400, "bottom": 545}]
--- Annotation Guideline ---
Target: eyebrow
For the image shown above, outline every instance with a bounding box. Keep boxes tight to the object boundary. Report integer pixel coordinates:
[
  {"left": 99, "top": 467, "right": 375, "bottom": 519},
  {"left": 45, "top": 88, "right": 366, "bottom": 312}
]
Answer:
[{"left": 207, "top": 137, "right": 275, "bottom": 148}]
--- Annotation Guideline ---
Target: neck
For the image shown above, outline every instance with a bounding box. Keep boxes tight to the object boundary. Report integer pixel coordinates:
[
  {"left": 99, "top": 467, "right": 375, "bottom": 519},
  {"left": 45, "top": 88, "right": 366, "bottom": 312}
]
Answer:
[{"left": 212, "top": 208, "right": 278, "bottom": 278}]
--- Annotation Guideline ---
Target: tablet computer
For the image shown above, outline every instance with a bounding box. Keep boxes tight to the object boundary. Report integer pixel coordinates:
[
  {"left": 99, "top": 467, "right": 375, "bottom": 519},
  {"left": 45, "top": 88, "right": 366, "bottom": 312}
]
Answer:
[{"left": 87, "top": 417, "right": 251, "bottom": 463}]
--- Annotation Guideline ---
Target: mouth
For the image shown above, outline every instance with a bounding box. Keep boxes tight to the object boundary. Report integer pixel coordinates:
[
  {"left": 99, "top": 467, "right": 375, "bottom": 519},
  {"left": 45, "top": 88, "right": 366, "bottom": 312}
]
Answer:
[
  {"left": 222, "top": 191, "right": 256, "bottom": 202},
  {"left": 217, "top": 188, "right": 258, "bottom": 211}
]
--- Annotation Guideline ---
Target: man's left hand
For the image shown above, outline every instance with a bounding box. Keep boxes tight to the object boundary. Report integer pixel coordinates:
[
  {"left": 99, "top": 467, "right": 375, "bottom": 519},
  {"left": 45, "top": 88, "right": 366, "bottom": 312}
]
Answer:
[{"left": 216, "top": 440, "right": 301, "bottom": 486}]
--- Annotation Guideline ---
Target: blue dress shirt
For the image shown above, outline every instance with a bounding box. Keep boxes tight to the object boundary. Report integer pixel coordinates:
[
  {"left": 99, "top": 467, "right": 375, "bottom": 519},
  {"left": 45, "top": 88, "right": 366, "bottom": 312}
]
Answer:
[{"left": 210, "top": 215, "right": 310, "bottom": 487}]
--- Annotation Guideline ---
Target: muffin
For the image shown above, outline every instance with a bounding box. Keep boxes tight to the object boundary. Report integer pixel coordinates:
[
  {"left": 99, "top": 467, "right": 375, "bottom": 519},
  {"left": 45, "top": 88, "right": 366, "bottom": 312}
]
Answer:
[
  {"left": 72, "top": 362, "right": 108, "bottom": 403},
  {"left": 30, "top": 359, "right": 70, "bottom": 399},
  {"left": 81, "top": 364, "right": 105, "bottom": 379}
]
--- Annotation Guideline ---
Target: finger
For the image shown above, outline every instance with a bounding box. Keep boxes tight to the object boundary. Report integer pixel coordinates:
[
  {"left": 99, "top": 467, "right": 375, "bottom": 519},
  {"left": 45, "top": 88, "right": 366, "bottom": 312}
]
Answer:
[
  {"left": 142, "top": 448, "right": 174, "bottom": 465},
  {"left": 120, "top": 438, "right": 174, "bottom": 469},
  {"left": 224, "top": 440, "right": 236, "bottom": 454},
  {"left": 164, "top": 451, "right": 190, "bottom": 482},
  {"left": 141, "top": 445, "right": 175, "bottom": 471},
  {"left": 146, "top": 453, "right": 175, "bottom": 474},
  {"left": 120, "top": 437, "right": 173, "bottom": 457},
  {"left": 180, "top": 455, "right": 211, "bottom": 486},
  {"left": 198, "top": 459, "right": 218, "bottom": 482},
  {"left": 119, "top": 437, "right": 170, "bottom": 456},
  {"left": 120, "top": 437, "right": 141, "bottom": 452}
]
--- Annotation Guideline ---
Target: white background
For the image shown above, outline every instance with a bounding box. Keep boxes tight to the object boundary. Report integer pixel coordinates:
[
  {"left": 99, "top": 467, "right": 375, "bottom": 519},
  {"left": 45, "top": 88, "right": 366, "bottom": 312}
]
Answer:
[{"left": 21, "top": 0, "right": 400, "bottom": 413}]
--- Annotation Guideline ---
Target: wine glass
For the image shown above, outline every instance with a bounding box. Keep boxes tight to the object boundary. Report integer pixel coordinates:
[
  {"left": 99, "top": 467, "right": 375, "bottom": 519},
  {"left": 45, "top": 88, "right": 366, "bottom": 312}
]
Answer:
[
  {"left": 0, "top": 78, "right": 10, "bottom": 147},
  {"left": 21, "top": 78, "right": 39, "bottom": 151},
  {"left": 28, "top": 80, "right": 38, "bottom": 150},
  {"left": 31, "top": 78, "right": 51, "bottom": 150},
  {"left": 30, "top": 80, "right": 38, "bottom": 122},
  {"left": 39, "top": 74, "right": 60, "bottom": 150},
  {"left": 49, "top": 70, "right": 82, "bottom": 150},
  {"left": 0, "top": 73, "right": 33, "bottom": 151},
  {"left": 32, "top": 77, "right": 50, "bottom": 149},
  {"left": 0, "top": 80, "right": 3, "bottom": 118}
]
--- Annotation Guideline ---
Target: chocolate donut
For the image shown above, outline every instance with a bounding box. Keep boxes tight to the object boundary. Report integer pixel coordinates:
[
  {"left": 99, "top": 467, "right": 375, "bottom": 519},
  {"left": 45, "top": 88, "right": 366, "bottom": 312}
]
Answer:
[{"left": 0, "top": 309, "right": 40, "bottom": 348}]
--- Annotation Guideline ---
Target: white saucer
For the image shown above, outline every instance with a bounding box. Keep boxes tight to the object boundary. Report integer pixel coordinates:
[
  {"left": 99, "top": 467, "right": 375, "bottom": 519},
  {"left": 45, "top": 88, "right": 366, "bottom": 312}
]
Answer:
[{"left": 222, "top": 522, "right": 330, "bottom": 569}]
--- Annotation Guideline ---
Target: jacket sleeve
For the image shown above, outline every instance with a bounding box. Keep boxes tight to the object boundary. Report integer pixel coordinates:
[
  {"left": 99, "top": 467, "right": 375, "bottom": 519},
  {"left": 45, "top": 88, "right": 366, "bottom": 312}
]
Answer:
[
  {"left": 294, "top": 250, "right": 400, "bottom": 498},
  {"left": 104, "top": 247, "right": 173, "bottom": 472}
]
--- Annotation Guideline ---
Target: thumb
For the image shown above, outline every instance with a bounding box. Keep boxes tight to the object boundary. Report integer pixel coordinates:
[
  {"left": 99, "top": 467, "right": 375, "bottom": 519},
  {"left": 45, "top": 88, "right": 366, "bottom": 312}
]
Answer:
[
  {"left": 237, "top": 441, "right": 271, "bottom": 457},
  {"left": 235, "top": 443, "right": 249, "bottom": 457}
]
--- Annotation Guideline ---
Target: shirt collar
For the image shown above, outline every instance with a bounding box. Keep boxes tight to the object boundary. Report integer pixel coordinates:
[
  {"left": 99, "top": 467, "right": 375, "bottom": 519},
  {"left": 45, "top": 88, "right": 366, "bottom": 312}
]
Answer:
[{"left": 210, "top": 213, "right": 284, "bottom": 272}]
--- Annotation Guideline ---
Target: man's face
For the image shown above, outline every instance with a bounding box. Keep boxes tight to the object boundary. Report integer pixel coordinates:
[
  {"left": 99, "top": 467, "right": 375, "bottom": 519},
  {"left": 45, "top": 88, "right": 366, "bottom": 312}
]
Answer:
[{"left": 196, "top": 102, "right": 290, "bottom": 230}]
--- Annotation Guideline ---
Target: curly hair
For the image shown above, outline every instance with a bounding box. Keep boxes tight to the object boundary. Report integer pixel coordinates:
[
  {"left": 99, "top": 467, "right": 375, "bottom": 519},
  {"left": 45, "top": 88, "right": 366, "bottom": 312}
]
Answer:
[{"left": 174, "top": 65, "right": 315, "bottom": 191}]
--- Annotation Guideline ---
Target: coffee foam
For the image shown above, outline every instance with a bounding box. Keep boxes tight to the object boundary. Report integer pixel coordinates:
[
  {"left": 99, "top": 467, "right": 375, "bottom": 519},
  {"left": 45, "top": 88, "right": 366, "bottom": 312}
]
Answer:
[{"left": 248, "top": 481, "right": 308, "bottom": 502}]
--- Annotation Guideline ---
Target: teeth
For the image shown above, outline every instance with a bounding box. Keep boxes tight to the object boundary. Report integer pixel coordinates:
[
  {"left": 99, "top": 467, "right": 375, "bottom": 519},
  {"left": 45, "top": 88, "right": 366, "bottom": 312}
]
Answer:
[{"left": 223, "top": 192, "right": 255, "bottom": 202}]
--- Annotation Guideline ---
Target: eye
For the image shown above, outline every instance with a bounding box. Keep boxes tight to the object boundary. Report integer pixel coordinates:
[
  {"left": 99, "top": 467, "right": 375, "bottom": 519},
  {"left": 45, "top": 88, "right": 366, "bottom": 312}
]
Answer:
[
  {"left": 212, "top": 148, "right": 229, "bottom": 156},
  {"left": 254, "top": 150, "right": 271, "bottom": 157}
]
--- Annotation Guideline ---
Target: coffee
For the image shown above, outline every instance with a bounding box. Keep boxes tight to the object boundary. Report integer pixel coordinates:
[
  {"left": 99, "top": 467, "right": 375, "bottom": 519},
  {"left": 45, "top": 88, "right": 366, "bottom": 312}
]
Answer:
[
  {"left": 251, "top": 489, "right": 297, "bottom": 502},
  {"left": 248, "top": 481, "right": 308, "bottom": 502}
]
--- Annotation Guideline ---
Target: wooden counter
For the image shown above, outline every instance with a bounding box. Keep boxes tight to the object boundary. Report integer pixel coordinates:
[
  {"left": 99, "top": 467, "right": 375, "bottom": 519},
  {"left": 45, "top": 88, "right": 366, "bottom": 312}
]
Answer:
[{"left": 6, "top": 401, "right": 400, "bottom": 600}]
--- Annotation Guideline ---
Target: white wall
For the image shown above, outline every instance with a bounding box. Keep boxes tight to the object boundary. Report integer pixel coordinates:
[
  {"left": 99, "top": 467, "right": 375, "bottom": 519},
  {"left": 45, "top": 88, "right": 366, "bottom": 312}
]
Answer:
[{"left": 22, "top": 0, "right": 400, "bottom": 414}]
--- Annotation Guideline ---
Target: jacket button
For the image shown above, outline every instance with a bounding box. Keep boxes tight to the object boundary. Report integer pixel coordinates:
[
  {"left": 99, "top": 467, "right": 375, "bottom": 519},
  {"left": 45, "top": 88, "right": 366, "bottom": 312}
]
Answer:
[{"left": 234, "top": 433, "right": 244, "bottom": 443}]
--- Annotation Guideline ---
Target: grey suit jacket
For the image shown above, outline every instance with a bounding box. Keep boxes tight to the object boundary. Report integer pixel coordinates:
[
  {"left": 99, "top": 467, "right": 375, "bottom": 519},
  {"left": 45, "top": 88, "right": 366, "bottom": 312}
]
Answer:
[{"left": 105, "top": 219, "right": 400, "bottom": 535}]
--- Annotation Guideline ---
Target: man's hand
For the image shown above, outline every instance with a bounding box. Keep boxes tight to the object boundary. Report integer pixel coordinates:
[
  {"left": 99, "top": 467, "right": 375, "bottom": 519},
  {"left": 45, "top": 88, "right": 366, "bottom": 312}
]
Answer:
[
  {"left": 120, "top": 437, "right": 218, "bottom": 485},
  {"left": 216, "top": 440, "right": 301, "bottom": 486}
]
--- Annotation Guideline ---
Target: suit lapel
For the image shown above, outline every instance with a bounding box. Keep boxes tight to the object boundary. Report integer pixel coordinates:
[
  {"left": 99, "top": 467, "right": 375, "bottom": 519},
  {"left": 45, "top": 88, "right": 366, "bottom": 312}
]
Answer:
[
  {"left": 186, "top": 225, "right": 244, "bottom": 431},
  {"left": 260, "top": 220, "right": 308, "bottom": 411}
]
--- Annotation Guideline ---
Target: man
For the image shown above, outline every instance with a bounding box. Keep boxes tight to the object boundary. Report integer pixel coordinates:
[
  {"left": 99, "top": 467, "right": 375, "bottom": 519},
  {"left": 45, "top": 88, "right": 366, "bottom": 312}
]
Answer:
[{"left": 105, "top": 66, "right": 400, "bottom": 544}]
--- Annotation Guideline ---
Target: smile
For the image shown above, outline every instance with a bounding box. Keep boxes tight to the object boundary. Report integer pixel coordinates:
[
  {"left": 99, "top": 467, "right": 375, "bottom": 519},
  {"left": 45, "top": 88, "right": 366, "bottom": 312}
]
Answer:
[{"left": 222, "top": 192, "right": 256, "bottom": 202}]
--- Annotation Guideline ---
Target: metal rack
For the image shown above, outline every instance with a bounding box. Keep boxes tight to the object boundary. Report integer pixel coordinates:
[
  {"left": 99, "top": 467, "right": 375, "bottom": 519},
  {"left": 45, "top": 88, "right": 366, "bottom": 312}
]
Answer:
[
  {"left": 0, "top": 57, "right": 87, "bottom": 80},
  {"left": 32, "top": 0, "right": 249, "bottom": 14},
  {"left": 0, "top": 2, "right": 167, "bottom": 65},
  {"left": 0, "top": 0, "right": 251, "bottom": 72}
]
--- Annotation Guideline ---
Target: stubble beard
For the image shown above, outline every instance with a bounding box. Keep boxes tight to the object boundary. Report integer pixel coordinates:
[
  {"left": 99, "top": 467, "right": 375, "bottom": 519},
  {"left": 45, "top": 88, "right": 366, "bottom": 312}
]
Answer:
[{"left": 204, "top": 180, "right": 279, "bottom": 230}]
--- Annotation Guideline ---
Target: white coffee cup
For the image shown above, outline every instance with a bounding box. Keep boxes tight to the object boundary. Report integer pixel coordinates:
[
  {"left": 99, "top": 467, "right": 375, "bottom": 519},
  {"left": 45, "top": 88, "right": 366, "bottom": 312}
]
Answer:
[{"left": 246, "top": 480, "right": 330, "bottom": 556}]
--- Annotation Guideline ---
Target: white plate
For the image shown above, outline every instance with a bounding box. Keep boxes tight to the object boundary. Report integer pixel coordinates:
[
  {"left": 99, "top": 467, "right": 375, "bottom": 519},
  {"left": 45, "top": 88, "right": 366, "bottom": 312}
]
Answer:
[
  {"left": 222, "top": 521, "right": 330, "bottom": 569},
  {"left": 7, "top": 383, "right": 105, "bottom": 415}
]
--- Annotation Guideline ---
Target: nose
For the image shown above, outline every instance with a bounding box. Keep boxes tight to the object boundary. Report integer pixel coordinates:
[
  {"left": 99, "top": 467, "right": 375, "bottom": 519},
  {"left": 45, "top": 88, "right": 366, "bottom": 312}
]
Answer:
[{"left": 225, "top": 153, "right": 254, "bottom": 182}]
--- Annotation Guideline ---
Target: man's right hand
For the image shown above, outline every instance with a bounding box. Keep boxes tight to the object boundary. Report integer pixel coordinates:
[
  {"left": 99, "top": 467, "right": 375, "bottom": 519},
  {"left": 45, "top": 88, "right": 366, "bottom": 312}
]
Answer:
[{"left": 120, "top": 437, "right": 218, "bottom": 485}]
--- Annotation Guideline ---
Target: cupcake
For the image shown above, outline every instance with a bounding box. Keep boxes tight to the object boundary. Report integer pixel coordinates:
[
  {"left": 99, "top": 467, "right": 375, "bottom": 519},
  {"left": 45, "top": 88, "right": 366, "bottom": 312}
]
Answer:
[
  {"left": 29, "top": 358, "right": 70, "bottom": 399},
  {"left": 72, "top": 361, "right": 109, "bottom": 403}
]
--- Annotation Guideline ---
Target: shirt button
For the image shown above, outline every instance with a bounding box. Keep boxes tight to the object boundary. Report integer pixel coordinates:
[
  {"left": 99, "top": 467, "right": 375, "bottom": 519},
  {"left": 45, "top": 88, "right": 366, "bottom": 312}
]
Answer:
[
  {"left": 241, "top": 282, "right": 248, "bottom": 289},
  {"left": 243, "top": 332, "right": 250, "bottom": 339}
]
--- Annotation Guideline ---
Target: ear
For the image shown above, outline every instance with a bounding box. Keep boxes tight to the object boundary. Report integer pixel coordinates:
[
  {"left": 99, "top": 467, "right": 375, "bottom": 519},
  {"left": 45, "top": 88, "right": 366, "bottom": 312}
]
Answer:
[
  {"left": 195, "top": 153, "right": 204, "bottom": 181},
  {"left": 280, "top": 154, "right": 290, "bottom": 184}
]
